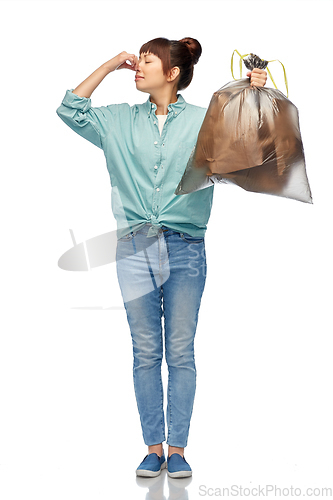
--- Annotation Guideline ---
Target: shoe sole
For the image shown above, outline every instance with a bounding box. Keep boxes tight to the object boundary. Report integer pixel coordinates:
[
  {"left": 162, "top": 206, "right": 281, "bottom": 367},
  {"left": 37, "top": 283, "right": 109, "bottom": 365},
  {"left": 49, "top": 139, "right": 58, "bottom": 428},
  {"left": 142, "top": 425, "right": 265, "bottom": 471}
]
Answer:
[
  {"left": 167, "top": 469, "right": 192, "bottom": 478},
  {"left": 136, "top": 460, "right": 167, "bottom": 477}
]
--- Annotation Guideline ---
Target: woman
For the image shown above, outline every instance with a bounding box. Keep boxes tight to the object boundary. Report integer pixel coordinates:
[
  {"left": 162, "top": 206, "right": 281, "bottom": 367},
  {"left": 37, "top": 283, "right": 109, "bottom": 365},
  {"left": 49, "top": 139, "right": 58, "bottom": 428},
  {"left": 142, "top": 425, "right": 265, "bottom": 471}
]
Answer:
[{"left": 56, "top": 37, "right": 267, "bottom": 478}]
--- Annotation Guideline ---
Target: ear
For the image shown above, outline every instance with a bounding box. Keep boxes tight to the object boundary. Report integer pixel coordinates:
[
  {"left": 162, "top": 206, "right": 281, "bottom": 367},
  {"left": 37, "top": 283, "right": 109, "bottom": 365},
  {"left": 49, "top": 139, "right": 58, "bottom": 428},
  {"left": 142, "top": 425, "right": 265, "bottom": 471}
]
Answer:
[{"left": 167, "top": 66, "right": 180, "bottom": 83}]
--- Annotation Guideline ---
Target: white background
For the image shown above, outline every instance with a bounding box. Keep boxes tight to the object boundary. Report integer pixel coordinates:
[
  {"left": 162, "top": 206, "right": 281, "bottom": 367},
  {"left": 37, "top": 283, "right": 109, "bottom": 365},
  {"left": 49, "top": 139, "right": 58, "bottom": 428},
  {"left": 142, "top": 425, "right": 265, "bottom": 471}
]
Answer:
[{"left": 0, "top": 1, "right": 332, "bottom": 498}]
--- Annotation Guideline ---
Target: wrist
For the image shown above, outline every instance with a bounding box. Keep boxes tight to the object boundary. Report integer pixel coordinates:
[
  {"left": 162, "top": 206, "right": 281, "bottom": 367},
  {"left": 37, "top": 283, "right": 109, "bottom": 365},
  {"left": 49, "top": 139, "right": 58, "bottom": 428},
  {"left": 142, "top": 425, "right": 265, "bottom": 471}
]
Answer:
[{"left": 102, "top": 57, "right": 118, "bottom": 74}]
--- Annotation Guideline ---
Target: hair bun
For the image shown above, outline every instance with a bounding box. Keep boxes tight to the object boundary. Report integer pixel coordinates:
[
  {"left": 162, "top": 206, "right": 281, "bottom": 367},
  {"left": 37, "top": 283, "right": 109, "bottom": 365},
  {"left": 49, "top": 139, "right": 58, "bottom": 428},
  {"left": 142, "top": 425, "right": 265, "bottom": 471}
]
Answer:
[{"left": 179, "top": 37, "right": 202, "bottom": 65}]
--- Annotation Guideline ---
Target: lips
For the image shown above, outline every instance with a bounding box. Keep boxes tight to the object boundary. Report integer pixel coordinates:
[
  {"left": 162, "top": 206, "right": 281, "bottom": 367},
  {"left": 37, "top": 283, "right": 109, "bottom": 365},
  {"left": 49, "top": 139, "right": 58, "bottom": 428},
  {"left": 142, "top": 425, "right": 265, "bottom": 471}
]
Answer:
[{"left": 135, "top": 75, "right": 144, "bottom": 80}]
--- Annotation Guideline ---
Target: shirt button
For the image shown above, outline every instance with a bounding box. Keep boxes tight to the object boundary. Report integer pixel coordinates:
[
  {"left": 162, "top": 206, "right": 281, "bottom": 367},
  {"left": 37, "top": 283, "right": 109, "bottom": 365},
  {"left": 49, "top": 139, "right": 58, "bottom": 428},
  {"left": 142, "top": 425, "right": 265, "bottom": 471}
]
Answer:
[
  {"left": 156, "top": 188, "right": 160, "bottom": 192},
  {"left": 154, "top": 166, "right": 158, "bottom": 169},
  {"left": 175, "top": 111, "right": 177, "bottom": 114},
  {"left": 154, "top": 121, "right": 156, "bottom": 124},
  {"left": 162, "top": 143, "right": 165, "bottom": 147},
  {"left": 154, "top": 141, "right": 158, "bottom": 145}
]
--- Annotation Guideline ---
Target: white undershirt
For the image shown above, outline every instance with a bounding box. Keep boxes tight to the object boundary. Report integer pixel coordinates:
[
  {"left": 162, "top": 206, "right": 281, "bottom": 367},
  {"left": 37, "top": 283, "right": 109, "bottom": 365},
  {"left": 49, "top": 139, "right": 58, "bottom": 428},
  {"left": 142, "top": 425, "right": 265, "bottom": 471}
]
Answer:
[{"left": 157, "top": 115, "right": 167, "bottom": 135}]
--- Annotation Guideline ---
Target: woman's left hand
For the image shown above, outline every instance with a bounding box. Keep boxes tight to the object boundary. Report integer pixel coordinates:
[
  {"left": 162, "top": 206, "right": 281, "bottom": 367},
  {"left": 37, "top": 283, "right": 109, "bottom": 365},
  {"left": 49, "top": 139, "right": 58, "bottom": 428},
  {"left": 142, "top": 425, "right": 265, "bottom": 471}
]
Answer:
[{"left": 246, "top": 68, "right": 267, "bottom": 87}]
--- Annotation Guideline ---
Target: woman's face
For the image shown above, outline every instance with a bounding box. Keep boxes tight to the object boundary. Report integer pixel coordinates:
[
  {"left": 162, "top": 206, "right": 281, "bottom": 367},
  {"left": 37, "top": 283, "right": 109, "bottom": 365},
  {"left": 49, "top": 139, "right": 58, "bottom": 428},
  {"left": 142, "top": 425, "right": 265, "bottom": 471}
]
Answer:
[{"left": 135, "top": 52, "right": 170, "bottom": 94}]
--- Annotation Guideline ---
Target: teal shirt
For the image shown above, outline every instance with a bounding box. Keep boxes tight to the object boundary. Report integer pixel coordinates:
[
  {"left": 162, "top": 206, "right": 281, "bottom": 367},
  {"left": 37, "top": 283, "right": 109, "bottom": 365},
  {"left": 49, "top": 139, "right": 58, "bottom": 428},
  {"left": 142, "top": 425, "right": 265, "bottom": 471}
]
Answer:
[{"left": 56, "top": 90, "right": 214, "bottom": 238}]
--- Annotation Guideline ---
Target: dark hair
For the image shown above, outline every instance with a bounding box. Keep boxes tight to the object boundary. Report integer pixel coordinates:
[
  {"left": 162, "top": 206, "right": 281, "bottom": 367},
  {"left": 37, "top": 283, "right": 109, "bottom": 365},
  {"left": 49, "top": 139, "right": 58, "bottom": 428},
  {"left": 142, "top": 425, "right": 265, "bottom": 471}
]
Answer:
[{"left": 139, "top": 37, "right": 202, "bottom": 91}]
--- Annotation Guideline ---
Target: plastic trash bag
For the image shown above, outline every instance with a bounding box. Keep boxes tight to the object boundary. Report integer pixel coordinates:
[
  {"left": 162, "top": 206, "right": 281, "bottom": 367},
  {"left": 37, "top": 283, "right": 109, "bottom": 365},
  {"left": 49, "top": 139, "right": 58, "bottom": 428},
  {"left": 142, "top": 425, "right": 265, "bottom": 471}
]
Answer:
[{"left": 175, "top": 52, "right": 313, "bottom": 204}]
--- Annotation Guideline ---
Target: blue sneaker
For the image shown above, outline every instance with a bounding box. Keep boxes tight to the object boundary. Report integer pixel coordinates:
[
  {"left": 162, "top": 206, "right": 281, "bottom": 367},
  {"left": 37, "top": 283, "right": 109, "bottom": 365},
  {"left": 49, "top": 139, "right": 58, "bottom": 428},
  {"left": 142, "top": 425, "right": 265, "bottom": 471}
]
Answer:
[
  {"left": 136, "top": 451, "right": 167, "bottom": 477},
  {"left": 167, "top": 453, "right": 192, "bottom": 478}
]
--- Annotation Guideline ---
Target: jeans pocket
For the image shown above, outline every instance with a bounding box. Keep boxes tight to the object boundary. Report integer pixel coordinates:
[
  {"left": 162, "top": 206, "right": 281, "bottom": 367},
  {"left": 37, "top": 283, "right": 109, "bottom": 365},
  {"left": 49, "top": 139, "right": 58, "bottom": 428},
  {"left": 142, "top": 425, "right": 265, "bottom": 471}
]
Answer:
[
  {"left": 180, "top": 232, "right": 204, "bottom": 244},
  {"left": 118, "top": 231, "right": 135, "bottom": 242}
]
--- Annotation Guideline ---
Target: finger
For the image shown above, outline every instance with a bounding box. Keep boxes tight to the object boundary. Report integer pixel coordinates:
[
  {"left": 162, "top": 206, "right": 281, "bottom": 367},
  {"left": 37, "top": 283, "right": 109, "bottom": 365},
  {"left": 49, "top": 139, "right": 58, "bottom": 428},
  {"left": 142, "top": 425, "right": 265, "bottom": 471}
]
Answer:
[
  {"left": 127, "top": 57, "right": 135, "bottom": 67},
  {"left": 127, "top": 62, "right": 137, "bottom": 71},
  {"left": 133, "top": 55, "right": 139, "bottom": 71},
  {"left": 124, "top": 56, "right": 137, "bottom": 71},
  {"left": 119, "top": 61, "right": 136, "bottom": 71},
  {"left": 250, "top": 71, "right": 267, "bottom": 87},
  {"left": 251, "top": 75, "right": 266, "bottom": 82},
  {"left": 250, "top": 79, "right": 266, "bottom": 87},
  {"left": 250, "top": 77, "right": 264, "bottom": 83}
]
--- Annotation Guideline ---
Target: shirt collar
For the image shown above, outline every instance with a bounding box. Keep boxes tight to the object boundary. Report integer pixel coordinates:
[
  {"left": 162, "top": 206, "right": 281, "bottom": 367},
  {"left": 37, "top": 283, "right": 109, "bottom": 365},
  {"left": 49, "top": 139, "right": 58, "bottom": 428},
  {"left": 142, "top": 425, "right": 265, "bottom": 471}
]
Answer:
[{"left": 144, "top": 93, "right": 186, "bottom": 117}]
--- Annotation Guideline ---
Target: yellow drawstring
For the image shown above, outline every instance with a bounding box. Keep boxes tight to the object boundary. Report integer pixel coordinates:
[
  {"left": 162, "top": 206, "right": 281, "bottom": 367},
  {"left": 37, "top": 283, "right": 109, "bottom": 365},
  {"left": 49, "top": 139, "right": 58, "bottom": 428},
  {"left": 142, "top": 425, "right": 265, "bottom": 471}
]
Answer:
[{"left": 231, "top": 50, "right": 289, "bottom": 97}]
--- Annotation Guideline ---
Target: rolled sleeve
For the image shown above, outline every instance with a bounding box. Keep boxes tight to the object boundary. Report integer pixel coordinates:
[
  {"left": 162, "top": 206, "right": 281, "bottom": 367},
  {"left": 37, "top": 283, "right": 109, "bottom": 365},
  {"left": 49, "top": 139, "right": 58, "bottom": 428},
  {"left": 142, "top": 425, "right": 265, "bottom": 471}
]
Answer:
[{"left": 56, "top": 89, "right": 111, "bottom": 149}]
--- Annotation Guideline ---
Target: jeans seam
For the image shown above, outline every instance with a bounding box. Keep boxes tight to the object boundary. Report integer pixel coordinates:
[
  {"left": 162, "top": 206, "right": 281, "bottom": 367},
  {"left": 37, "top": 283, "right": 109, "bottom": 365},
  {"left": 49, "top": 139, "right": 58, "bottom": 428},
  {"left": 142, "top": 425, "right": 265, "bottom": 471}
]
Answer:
[
  {"left": 160, "top": 287, "right": 165, "bottom": 441},
  {"left": 168, "top": 369, "right": 172, "bottom": 442}
]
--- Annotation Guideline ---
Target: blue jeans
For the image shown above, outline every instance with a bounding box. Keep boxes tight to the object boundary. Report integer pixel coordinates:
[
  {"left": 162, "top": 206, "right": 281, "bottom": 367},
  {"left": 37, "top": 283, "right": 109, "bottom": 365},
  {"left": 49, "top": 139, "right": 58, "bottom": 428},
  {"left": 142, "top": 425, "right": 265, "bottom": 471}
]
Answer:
[{"left": 116, "top": 224, "right": 207, "bottom": 447}]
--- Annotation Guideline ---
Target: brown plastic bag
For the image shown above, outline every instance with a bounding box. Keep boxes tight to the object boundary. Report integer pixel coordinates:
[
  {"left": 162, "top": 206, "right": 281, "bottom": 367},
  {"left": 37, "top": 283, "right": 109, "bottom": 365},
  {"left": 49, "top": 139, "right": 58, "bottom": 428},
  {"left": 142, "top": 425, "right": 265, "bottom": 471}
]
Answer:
[{"left": 175, "top": 53, "right": 313, "bottom": 204}]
